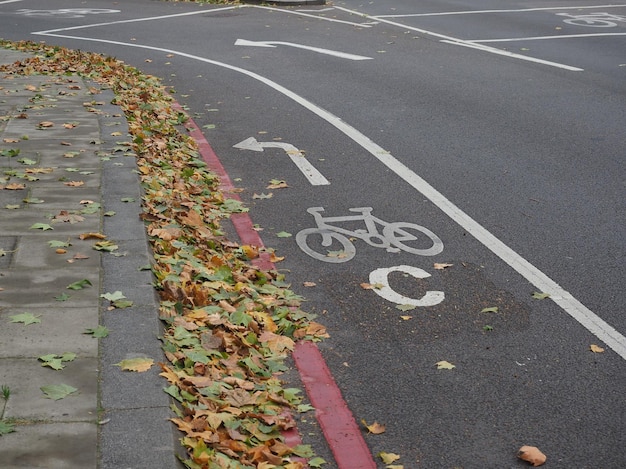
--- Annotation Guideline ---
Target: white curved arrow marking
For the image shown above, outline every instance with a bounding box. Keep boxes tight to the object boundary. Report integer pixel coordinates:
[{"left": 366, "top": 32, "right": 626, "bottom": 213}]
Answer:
[
  {"left": 235, "top": 39, "right": 373, "bottom": 61},
  {"left": 234, "top": 137, "right": 330, "bottom": 186}
]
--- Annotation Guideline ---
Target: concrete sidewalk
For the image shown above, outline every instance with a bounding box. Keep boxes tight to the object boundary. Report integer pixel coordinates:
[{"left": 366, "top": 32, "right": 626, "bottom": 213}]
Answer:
[{"left": 0, "top": 49, "right": 179, "bottom": 468}]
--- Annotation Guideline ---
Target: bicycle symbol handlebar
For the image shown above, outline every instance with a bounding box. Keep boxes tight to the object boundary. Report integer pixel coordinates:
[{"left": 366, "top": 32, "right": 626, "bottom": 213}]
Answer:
[{"left": 295, "top": 206, "right": 444, "bottom": 263}]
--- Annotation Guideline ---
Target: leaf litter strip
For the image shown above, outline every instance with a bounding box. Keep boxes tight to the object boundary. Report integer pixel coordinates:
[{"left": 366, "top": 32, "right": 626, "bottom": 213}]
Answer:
[
  {"left": 178, "top": 104, "right": 377, "bottom": 469},
  {"left": 0, "top": 41, "right": 332, "bottom": 468}
]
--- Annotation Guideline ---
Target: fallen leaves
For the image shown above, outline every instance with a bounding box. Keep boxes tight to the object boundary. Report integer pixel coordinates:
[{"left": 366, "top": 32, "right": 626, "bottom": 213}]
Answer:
[
  {"left": 590, "top": 344, "right": 605, "bottom": 353},
  {"left": 435, "top": 360, "right": 456, "bottom": 370},
  {"left": 517, "top": 445, "right": 547, "bottom": 466},
  {"left": 0, "top": 40, "right": 328, "bottom": 468},
  {"left": 362, "top": 419, "right": 386, "bottom": 434},
  {"left": 40, "top": 383, "right": 78, "bottom": 400},
  {"left": 115, "top": 357, "right": 154, "bottom": 372},
  {"left": 9, "top": 312, "right": 41, "bottom": 325}
]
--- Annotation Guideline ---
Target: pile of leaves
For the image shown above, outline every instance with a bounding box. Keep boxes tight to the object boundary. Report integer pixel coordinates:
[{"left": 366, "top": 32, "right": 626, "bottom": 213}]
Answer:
[{"left": 0, "top": 40, "right": 328, "bottom": 468}]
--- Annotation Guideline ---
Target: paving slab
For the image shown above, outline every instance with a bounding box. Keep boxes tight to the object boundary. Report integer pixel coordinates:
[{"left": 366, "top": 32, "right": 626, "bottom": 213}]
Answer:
[{"left": 0, "top": 49, "right": 179, "bottom": 468}]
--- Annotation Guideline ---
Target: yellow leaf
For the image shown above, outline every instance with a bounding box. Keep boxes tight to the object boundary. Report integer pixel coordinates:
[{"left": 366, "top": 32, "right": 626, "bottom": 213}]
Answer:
[
  {"left": 303, "top": 281, "right": 316, "bottom": 287},
  {"left": 115, "top": 357, "right": 154, "bottom": 372},
  {"left": 378, "top": 452, "right": 401, "bottom": 464},
  {"left": 436, "top": 360, "right": 455, "bottom": 370},
  {"left": 362, "top": 419, "right": 386, "bottom": 434},
  {"left": 400, "top": 315, "right": 412, "bottom": 321},
  {"left": 590, "top": 344, "right": 604, "bottom": 353}
]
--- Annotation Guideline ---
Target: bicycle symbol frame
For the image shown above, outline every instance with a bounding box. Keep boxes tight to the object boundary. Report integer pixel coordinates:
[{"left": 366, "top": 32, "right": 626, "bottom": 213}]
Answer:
[
  {"left": 295, "top": 206, "right": 444, "bottom": 263},
  {"left": 556, "top": 12, "right": 626, "bottom": 27}
]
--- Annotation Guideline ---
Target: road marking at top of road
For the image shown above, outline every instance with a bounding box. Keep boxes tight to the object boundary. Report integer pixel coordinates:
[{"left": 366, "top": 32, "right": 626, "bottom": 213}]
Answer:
[
  {"left": 234, "top": 137, "right": 330, "bottom": 186},
  {"left": 0, "top": 0, "right": 23, "bottom": 4},
  {"left": 375, "top": 4, "right": 626, "bottom": 17},
  {"left": 470, "top": 32, "right": 626, "bottom": 43},
  {"left": 334, "top": 6, "right": 584, "bottom": 71},
  {"left": 33, "top": 27, "right": 626, "bottom": 360},
  {"left": 235, "top": 38, "right": 372, "bottom": 61}
]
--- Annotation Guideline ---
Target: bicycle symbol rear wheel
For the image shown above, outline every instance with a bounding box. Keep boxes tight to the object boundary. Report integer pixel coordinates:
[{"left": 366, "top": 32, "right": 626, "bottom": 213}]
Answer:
[
  {"left": 295, "top": 228, "right": 356, "bottom": 263},
  {"left": 383, "top": 222, "right": 444, "bottom": 256}
]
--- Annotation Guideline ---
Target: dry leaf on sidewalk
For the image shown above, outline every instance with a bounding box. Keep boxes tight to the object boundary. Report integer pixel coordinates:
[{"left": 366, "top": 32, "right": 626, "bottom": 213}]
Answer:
[{"left": 517, "top": 445, "right": 546, "bottom": 466}]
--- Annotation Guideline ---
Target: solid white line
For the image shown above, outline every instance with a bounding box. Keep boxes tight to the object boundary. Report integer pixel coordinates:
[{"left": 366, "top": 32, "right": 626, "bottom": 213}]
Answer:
[
  {"left": 470, "top": 32, "right": 626, "bottom": 43},
  {"left": 30, "top": 6, "right": 238, "bottom": 34},
  {"left": 0, "top": 0, "right": 23, "bottom": 4},
  {"left": 235, "top": 38, "right": 373, "bottom": 61},
  {"left": 32, "top": 33, "right": 626, "bottom": 360},
  {"left": 440, "top": 40, "right": 584, "bottom": 71},
  {"left": 334, "top": 6, "right": 584, "bottom": 71},
  {"left": 376, "top": 4, "right": 626, "bottom": 18}
]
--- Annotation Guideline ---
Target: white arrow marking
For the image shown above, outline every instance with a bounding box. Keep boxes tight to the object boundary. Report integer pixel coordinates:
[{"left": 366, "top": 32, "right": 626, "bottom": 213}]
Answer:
[
  {"left": 234, "top": 137, "right": 330, "bottom": 186},
  {"left": 235, "top": 39, "right": 372, "bottom": 61}
]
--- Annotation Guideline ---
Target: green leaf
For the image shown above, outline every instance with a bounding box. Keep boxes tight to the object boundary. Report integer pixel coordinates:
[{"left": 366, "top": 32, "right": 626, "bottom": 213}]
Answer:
[
  {"left": 532, "top": 292, "right": 550, "bottom": 300},
  {"left": 396, "top": 304, "right": 416, "bottom": 312},
  {"left": 276, "top": 231, "right": 292, "bottom": 238},
  {"left": 220, "top": 199, "right": 248, "bottom": 213},
  {"left": 38, "top": 353, "right": 76, "bottom": 370},
  {"left": 40, "top": 383, "right": 78, "bottom": 400},
  {"left": 29, "top": 223, "right": 53, "bottom": 231},
  {"left": 93, "top": 240, "right": 118, "bottom": 252},
  {"left": 0, "top": 420, "right": 16, "bottom": 435},
  {"left": 18, "top": 158, "right": 37, "bottom": 166},
  {"left": 48, "top": 240, "right": 71, "bottom": 248},
  {"left": 67, "top": 279, "right": 92, "bottom": 290},
  {"left": 84, "top": 325, "right": 110, "bottom": 338},
  {"left": 54, "top": 293, "right": 71, "bottom": 302},
  {"left": 309, "top": 457, "right": 327, "bottom": 468},
  {"left": 9, "top": 313, "right": 41, "bottom": 325},
  {"left": 104, "top": 211, "right": 116, "bottom": 217},
  {"left": 481, "top": 307, "right": 499, "bottom": 313},
  {"left": 23, "top": 198, "right": 44, "bottom": 204},
  {"left": 5, "top": 204, "right": 20, "bottom": 210},
  {"left": 112, "top": 299, "right": 133, "bottom": 309},
  {"left": 120, "top": 197, "right": 135, "bottom": 203},
  {"left": 100, "top": 291, "right": 126, "bottom": 301}
]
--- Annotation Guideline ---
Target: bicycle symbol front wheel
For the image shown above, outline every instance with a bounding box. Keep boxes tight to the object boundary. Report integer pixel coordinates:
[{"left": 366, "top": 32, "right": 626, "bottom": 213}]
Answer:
[
  {"left": 383, "top": 222, "right": 444, "bottom": 256},
  {"left": 295, "top": 228, "right": 356, "bottom": 263}
]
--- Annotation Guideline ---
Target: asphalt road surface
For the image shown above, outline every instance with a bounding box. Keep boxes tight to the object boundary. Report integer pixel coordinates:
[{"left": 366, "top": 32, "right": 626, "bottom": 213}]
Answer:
[{"left": 1, "top": 0, "right": 624, "bottom": 467}]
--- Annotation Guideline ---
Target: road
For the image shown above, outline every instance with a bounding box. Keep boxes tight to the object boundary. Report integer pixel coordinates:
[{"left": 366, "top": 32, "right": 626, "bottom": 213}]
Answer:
[{"left": 1, "top": 0, "right": 624, "bottom": 467}]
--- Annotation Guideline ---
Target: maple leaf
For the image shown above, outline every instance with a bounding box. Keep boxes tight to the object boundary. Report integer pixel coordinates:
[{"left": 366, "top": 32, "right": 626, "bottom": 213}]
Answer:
[
  {"left": 115, "top": 357, "right": 154, "bottom": 372},
  {"left": 362, "top": 419, "right": 386, "bottom": 434},
  {"left": 40, "top": 383, "right": 78, "bottom": 400},
  {"left": 9, "top": 312, "right": 41, "bottom": 325}
]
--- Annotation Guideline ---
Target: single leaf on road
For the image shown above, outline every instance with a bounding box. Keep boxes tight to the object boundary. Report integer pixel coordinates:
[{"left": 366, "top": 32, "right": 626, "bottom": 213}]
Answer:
[
  {"left": 115, "top": 357, "right": 154, "bottom": 372},
  {"left": 436, "top": 360, "right": 456, "bottom": 370}
]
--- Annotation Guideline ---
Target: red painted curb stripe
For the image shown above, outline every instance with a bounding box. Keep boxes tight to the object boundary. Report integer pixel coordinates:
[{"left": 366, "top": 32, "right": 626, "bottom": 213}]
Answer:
[{"left": 176, "top": 105, "right": 375, "bottom": 468}]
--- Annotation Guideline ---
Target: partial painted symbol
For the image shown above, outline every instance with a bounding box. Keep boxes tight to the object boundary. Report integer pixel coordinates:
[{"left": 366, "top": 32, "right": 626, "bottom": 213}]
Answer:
[
  {"left": 16, "top": 9, "right": 120, "bottom": 18},
  {"left": 296, "top": 206, "right": 443, "bottom": 263},
  {"left": 369, "top": 265, "right": 445, "bottom": 307},
  {"left": 235, "top": 39, "right": 373, "bottom": 61},
  {"left": 234, "top": 137, "right": 330, "bottom": 186},
  {"left": 556, "top": 12, "right": 626, "bottom": 27}
]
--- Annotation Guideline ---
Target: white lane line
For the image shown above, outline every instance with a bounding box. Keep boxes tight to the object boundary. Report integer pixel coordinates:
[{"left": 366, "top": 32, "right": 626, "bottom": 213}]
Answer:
[
  {"left": 33, "top": 4, "right": 370, "bottom": 34},
  {"left": 29, "top": 6, "right": 238, "bottom": 33},
  {"left": 440, "top": 40, "right": 584, "bottom": 71},
  {"left": 334, "top": 5, "right": 584, "bottom": 71},
  {"left": 234, "top": 38, "right": 373, "bottom": 61},
  {"left": 32, "top": 33, "right": 626, "bottom": 360},
  {"left": 0, "top": 0, "right": 23, "bottom": 4},
  {"left": 376, "top": 4, "right": 626, "bottom": 18},
  {"left": 470, "top": 32, "right": 626, "bottom": 43}
]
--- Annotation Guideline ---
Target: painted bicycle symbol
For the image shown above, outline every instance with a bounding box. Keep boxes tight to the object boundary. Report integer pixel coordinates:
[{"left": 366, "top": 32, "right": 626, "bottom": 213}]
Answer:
[
  {"left": 295, "top": 206, "right": 444, "bottom": 263},
  {"left": 16, "top": 9, "right": 120, "bottom": 18},
  {"left": 556, "top": 12, "right": 626, "bottom": 27}
]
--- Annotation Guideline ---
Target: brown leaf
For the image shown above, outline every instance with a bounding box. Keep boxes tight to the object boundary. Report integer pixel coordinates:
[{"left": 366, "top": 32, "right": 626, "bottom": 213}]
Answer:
[
  {"left": 517, "top": 446, "right": 546, "bottom": 466},
  {"left": 79, "top": 232, "right": 107, "bottom": 240},
  {"left": 4, "top": 183, "right": 26, "bottom": 190},
  {"left": 362, "top": 419, "right": 386, "bottom": 434},
  {"left": 433, "top": 262, "right": 453, "bottom": 270},
  {"left": 115, "top": 357, "right": 154, "bottom": 372},
  {"left": 63, "top": 181, "right": 84, "bottom": 187},
  {"left": 590, "top": 344, "right": 605, "bottom": 353},
  {"left": 38, "top": 121, "right": 54, "bottom": 128},
  {"left": 3, "top": 138, "right": 19, "bottom": 143}
]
